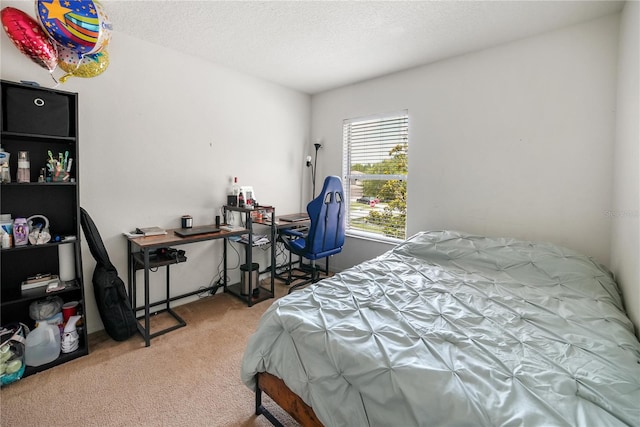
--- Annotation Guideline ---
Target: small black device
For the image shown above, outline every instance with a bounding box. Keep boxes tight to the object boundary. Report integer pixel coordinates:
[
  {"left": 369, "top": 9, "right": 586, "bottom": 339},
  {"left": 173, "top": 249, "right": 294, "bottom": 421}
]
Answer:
[
  {"left": 227, "top": 195, "right": 237, "bottom": 207},
  {"left": 215, "top": 215, "right": 220, "bottom": 227},
  {"left": 152, "top": 247, "right": 186, "bottom": 262}
]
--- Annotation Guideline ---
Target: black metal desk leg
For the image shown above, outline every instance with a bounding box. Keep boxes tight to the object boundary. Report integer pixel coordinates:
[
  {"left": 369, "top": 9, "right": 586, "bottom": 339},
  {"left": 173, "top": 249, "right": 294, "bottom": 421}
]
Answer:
[
  {"left": 166, "top": 264, "right": 170, "bottom": 312},
  {"left": 223, "top": 238, "right": 227, "bottom": 292},
  {"left": 127, "top": 240, "right": 132, "bottom": 301},
  {"left": 143, "top": 248, "right": 151, "bottom": 347}
]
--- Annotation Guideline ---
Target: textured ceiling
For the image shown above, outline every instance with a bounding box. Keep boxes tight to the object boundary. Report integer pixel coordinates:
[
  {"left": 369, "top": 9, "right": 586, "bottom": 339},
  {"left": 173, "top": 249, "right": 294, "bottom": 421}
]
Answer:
[
  {"left": 7, "top": 0, "right": 626, "bottom": 94},
  {"left": 104, "top": 0, "right": 625, "bottom": 94}
]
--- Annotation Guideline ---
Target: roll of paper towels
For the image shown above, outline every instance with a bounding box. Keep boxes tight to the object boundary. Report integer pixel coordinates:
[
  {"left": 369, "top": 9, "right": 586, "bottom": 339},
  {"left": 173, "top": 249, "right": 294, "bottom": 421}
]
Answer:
[{"left": 58, "top": 243, "right": 75, "bottom": 281}]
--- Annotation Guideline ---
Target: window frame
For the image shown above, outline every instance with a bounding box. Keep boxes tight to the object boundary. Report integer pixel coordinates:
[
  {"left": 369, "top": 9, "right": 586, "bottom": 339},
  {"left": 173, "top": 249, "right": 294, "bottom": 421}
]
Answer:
[{"left": 342, "top": 110, "right": 409, "bottom": 243}]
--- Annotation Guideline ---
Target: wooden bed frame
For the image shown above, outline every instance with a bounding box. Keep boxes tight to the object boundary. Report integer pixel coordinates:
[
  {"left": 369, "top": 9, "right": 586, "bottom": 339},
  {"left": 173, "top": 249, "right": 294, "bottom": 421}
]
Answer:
[{"left": 255, "top": 372, "right": 324, "bottom": 426}]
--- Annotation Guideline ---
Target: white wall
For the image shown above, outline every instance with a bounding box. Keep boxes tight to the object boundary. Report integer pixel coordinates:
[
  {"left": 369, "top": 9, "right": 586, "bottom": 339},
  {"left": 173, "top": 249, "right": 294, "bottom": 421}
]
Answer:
[
  {"left": 312, "top": 14, "right": 620, "bottom": 271},
  {"left": 1, "top": 4, "right": 310, "bottom": 333},
  {"left": 611, "top": 1, "right": 640, "bottom": 333},
  {"left": 2, "top": 2, "right": 635, "bottom": 336}
]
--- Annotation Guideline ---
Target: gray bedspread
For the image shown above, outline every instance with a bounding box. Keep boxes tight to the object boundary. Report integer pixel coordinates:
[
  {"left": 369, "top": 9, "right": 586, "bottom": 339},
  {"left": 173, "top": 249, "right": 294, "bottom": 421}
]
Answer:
[{"left": 241, "top": 230, "right": 640, "bottom": 426}]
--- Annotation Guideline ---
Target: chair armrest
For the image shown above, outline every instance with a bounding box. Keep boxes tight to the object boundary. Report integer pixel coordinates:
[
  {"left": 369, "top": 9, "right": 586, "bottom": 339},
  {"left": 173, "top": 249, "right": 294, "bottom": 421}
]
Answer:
[{"left": 280, "top": 228, "right": 306, "bottom": 238}]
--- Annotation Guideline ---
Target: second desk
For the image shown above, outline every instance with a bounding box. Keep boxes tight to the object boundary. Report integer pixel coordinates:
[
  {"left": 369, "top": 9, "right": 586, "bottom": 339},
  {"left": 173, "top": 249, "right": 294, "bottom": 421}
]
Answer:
[{"left": 126, "top": 226, "right": 246, "bottom": 346}]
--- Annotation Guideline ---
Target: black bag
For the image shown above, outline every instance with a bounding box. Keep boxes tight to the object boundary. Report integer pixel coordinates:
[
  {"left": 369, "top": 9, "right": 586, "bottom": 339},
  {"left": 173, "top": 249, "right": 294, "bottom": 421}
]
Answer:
[
  {"left": 91, "top": 265, "right": 138, "bottom": 341},
  {"left": 80, "top": 208, "right": 137, "bottom": 341}
]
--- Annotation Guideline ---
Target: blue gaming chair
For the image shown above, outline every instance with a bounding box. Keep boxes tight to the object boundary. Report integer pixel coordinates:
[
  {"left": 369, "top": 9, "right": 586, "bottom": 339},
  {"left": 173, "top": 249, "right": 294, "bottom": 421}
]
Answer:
[{"left": 279, "top": 176, "right": 346, "bottom": 293}]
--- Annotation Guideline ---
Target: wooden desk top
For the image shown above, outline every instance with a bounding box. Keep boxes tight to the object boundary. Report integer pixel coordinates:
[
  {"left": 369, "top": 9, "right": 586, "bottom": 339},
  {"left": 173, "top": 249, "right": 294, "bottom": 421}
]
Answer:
[{"left": 126, "top": 225, "right": 248, "bottom": 249}]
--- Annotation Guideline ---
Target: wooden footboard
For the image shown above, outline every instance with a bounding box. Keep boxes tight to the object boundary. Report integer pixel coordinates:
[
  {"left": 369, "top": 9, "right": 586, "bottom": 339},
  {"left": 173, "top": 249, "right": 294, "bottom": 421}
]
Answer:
[{"left": 256, "top": 372, "right": 323, "bottom": 427}]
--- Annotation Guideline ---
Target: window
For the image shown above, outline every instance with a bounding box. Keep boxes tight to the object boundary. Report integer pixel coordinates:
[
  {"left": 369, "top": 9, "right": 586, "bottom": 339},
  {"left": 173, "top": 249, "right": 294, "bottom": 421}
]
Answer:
[{"left": 342, "top": 110, "right": 409, "bottom": 241}]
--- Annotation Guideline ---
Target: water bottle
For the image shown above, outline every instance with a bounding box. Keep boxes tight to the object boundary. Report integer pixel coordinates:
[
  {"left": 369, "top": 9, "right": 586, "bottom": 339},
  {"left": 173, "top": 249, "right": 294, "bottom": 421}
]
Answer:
[{"left": 17, "top": 151, "right": 30, "bottom": 183}]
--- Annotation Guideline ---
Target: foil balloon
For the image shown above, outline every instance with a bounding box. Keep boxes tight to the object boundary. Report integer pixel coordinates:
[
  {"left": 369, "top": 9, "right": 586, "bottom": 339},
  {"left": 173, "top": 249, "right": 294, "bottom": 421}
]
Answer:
[
  {"left": 57, "top": 46, "right": 109, "bottom": 83},
  {"left": 1, "top": 7, "right": 58, "bottom": 71},
  {"left": 36, "top": 0, "right": 112, "bottom": 55},
  {"left": 91, "top": 1, "right": 111, "bottom": 53}
]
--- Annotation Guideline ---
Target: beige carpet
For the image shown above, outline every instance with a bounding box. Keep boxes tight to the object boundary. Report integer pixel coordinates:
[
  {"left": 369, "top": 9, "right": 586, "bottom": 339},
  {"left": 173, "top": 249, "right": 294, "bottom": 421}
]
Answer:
[{"left": 0, "top": 280, "right": 306, "bottom": 427}]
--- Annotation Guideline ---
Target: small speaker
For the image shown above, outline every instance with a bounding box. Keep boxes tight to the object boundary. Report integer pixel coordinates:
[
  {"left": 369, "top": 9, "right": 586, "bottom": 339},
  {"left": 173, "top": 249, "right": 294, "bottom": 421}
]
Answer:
[
  {"left": 215, "top": 215, "right": 220, "bottom": 227},
  {"left": 227, "top": 195, "right": 237, "bottom": 207}
]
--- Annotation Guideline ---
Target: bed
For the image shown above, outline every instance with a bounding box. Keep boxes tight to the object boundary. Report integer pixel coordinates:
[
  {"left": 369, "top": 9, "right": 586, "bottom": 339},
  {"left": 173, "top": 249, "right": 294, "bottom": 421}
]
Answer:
[{"left": 241, "top": 230, "right": 640, "bottom": 426}]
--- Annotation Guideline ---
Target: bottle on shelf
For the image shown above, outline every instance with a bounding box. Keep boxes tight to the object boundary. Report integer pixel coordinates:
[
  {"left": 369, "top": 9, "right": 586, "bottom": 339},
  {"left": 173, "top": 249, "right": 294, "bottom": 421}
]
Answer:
[
  {"left": 0, "top": 146, "right": 10, "bottom": 183},
  {"left": 17, "top": 151, "right": 30, "bottom": 183},
  {"left": 238, "top": 191, "right": 245, "bottom": 208},
  {"left": 231, "top": 176, "right": 241, "bottom": 196},
  {"left": 13, "top": 217, "right": 28, "bottom": 246},
  {"left": 228, "top": 176, "right": 241, "bottom": 206}
]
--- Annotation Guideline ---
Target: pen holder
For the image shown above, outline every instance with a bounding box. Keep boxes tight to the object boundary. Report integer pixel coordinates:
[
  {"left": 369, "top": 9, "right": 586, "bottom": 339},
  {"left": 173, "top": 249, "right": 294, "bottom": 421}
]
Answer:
[{"left": 52, "top": 171, "right": 70, "bottom": 182}]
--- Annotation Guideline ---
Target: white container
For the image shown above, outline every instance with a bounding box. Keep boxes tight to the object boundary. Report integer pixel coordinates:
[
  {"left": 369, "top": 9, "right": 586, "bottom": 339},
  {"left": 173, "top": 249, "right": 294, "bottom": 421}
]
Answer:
[
  {"left": 1, "top": 216, "right": 13, "bottom": 233},
  {"left": 24, "top": 321, "right": 61, "bottom": 367},
  {"left": 12, "top": 217, "right": 28, "bottom": 246},
  {"left": 58, "top": 242, "right": 75, "bottom": 281},
  {"left": 1, "top": 232, "right": 10, "bottom": 248},
  {"left": 0, "top": 215, "right": 12, "bottom": 248}
]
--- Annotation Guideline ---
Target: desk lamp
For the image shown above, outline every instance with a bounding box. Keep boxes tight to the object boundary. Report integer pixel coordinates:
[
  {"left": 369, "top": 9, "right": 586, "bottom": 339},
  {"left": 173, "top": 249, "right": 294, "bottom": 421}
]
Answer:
[{"left": 306, "top": 142, "right": 322, "bottom": 198}]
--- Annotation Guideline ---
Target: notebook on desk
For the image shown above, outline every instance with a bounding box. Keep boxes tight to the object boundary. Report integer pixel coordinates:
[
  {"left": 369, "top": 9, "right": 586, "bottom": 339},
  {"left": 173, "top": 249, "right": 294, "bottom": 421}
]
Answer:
[
  {"left": 174, "top": 225, "right": 220, "bottom": 237},
  {"left": 279, "top": 214, "right": 309, "bottom": 222}
]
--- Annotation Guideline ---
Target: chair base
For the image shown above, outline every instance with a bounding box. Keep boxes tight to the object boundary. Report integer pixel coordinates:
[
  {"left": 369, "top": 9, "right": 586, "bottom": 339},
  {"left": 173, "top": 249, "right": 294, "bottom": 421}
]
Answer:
[
  {"left": 281, "top": 259, "right": 329, "bottom": 293},
  {"left": 287, "top": 264, "right": 319, "bottom": 293}
]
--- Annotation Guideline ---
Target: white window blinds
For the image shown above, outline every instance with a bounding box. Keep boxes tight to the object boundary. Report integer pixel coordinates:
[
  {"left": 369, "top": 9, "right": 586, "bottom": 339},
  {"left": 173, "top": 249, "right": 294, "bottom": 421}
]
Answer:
[{"left": 343, "top": 110, "right": 409, "bottom": 240}]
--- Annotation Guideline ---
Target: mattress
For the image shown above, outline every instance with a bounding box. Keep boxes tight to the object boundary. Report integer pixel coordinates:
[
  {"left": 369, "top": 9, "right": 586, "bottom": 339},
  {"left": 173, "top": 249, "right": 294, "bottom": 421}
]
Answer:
[{"left": 241, "top": 230, "right": 640, "bottom": 426}]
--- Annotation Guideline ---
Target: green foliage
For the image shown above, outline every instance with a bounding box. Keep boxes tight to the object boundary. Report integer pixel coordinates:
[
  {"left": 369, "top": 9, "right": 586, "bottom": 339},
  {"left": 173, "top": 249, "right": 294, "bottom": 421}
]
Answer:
[{"left": 351, "top": 143, "right": 408, "bottom": 239}]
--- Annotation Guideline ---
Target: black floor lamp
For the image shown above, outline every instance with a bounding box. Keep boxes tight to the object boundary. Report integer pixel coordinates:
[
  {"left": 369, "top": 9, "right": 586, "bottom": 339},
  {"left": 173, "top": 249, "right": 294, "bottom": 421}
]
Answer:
[{"left": 306, "top": 142, "right": 322, "bottom": 198}]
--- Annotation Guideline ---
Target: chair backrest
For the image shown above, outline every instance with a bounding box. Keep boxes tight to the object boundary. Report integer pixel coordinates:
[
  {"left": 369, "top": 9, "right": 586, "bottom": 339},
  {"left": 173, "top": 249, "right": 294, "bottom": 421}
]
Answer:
[{"left": 305, "top": 176, "right": 346, "bottom": 256}]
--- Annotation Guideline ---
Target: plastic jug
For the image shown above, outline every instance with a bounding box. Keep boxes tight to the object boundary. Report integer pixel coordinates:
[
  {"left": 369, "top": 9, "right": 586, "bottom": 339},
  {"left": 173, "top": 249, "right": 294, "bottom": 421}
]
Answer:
[{"left": 24, "top": 321, "right": 61, "bottom": 367}]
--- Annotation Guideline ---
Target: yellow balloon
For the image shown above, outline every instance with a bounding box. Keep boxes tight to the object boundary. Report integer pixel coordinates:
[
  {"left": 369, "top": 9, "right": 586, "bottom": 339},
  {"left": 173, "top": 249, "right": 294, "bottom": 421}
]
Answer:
[{"left": 58, "top": 48, "right": 109, "bottom": 83}]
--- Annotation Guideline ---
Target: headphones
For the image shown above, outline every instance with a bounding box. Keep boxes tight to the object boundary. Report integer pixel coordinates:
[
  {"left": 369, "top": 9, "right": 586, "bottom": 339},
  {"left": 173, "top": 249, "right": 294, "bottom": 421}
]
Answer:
[{"left": 27, "top": 214, "right": 51, "bottom": 245}]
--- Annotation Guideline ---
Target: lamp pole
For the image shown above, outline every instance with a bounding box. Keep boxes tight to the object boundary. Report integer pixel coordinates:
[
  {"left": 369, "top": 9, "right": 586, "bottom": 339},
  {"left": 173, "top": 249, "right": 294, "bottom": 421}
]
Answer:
[{"left": 310, "top": 143, "right": 321, "bottom": 198}]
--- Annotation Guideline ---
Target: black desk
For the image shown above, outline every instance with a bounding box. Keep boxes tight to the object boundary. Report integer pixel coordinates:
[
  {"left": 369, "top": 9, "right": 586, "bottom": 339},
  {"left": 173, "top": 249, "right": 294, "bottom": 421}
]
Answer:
[
  {"left": 126, "top": 226, "right": 246, "bottom": 347},
  {"left": 223, "top": 205, "right": 277, "bottom": 307},
  {"left": 255, "top": 212, "right": 309, "bottom": 275}
]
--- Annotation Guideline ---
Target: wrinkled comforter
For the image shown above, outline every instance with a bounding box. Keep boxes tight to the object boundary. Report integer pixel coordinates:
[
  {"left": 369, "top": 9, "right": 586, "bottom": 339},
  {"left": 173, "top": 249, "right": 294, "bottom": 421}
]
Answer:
[{"left": 241, "top": 230, "right": 640, "bottom": 426}]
